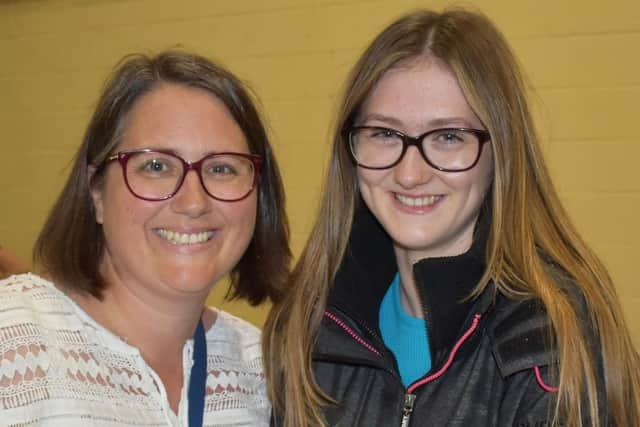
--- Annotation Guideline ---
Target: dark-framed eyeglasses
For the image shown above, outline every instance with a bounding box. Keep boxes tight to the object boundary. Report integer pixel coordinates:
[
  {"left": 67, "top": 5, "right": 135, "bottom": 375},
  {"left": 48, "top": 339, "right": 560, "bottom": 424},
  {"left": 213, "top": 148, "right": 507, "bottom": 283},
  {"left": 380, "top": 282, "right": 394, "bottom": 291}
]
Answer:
[
  {"left": 345, "top": 126, "right": 491, "bottom": 172},
  {"left": 102, "top": 149, "right": 262, "bottom": 202}
]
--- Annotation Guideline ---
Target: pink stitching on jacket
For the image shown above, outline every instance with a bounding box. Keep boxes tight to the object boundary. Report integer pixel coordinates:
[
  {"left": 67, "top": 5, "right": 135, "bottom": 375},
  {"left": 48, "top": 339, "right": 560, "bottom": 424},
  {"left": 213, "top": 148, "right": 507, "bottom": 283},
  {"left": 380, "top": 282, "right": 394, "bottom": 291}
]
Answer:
[
  {"left": 324, "top": 311, "right": 482, "bottom": 394},
  {"left": 407, "top": 314, "right": 482, "bottom": 394},
  {"left": 534, "top": 365, "right": 559, "bottom": 392},
  {"left": 324, "top": 311, "right": 381, "bottom": 356}
]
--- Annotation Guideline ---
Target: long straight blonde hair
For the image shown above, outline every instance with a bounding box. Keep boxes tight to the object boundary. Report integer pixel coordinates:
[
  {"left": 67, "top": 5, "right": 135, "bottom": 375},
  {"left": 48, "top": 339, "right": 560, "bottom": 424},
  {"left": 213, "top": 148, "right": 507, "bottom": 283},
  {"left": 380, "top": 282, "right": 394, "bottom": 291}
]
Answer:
[{"left": 264, "top": 9, "right": 640, "bottom": 427}]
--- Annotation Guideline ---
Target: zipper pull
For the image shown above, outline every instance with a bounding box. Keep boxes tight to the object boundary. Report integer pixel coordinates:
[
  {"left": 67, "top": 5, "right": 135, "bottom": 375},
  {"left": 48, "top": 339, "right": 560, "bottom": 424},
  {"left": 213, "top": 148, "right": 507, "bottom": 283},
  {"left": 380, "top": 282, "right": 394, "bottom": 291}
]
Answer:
[{"left": 400, "top": 393, "right": 416, "bottom": 427}]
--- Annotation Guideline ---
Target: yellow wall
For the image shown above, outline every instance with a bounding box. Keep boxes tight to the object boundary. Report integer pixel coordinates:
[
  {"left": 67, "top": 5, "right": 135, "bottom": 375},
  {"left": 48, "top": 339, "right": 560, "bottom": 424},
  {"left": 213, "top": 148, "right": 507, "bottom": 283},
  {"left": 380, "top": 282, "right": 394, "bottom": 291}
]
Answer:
[{"left": 1, "top": 0, "right": 639, "bottom": 346}]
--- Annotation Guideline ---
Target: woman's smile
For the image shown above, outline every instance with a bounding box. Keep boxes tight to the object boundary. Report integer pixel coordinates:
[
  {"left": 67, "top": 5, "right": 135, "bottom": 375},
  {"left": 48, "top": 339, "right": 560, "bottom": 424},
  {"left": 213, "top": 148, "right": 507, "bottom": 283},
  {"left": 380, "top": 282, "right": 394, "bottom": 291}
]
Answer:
[{"left": 155, "top": 228, "right": 215, "bottom": 245}]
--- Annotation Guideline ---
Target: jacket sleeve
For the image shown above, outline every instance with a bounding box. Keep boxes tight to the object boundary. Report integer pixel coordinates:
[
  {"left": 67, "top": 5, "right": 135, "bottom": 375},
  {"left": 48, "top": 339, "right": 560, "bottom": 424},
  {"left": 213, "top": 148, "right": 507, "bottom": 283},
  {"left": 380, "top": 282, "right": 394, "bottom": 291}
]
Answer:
[
  {"left": 490, "top": 287, "right": 610, "bottom": 426},
  {"left": 487, "top": 296, "right": 561, "bottom": 425}
]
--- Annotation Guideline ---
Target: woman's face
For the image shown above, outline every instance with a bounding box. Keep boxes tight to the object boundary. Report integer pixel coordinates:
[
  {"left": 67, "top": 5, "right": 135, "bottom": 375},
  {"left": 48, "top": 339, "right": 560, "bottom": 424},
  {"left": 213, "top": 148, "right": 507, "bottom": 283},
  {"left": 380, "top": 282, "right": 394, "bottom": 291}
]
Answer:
[
  {"left": 356, "top": 58, "right": 493, "bottom": 263},
  {"left": 90, "top": 83, "right": 257, "bottom": 301}
]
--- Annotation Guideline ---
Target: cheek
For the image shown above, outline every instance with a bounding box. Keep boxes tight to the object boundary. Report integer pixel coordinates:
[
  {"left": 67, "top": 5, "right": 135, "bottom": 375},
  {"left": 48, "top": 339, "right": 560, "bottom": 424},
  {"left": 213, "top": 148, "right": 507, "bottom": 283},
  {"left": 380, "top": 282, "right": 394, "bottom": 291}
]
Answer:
[
  {"left": 101, "top": 184, "right": 157, "bottom": 232},
  {"left": 442, "top": 174, "right": 489, "bottom": 200},
  {"left": 357, "top": 169, "right": 386, "bottom": 199},
  {"left": 448, "top": 151, "right": 494, "bottom": 195},
  {"left": 224, "top": 196, "right": 258, "bottom": 235}
]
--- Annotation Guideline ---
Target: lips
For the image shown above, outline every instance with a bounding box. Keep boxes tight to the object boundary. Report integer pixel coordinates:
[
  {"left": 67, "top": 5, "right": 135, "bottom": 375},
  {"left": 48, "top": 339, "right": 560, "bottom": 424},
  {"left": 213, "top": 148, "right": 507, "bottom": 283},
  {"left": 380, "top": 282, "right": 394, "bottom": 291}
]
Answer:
[
  {"left": 155, "top": 229, "right": 214, "bottom": 245},
  {"left": 394, "top": 193, "right": 443, "bottom": 207}
]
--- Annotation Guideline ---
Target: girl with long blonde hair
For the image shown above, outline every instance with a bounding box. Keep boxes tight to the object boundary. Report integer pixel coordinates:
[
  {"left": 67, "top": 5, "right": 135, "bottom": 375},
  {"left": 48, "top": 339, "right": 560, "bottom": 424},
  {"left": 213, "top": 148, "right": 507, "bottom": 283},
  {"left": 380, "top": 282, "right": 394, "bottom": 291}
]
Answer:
[{"left": 264, "top": 8, "right": 640, "bottom": 427}]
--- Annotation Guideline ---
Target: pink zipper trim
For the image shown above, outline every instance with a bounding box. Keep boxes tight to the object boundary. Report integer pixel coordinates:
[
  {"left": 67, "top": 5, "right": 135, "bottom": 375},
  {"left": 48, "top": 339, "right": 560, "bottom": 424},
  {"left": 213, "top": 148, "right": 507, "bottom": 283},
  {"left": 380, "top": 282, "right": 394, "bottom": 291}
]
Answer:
[
  {"left": 407, "top": 314, "right": 482, "bottom": 394},
  {"left": 534, "top": 366, "right": 559, "bottom": 392},
  {"left": 324, "top": 311, "right": 381, "bottom": 356}
]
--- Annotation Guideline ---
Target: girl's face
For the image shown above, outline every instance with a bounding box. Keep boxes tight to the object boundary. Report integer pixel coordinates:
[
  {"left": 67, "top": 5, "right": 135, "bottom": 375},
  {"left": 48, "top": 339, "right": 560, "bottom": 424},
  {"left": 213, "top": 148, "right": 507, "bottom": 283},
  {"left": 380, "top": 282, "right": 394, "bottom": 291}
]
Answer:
[{"left": 356, "top": 57, "right": 493, "bottom": 263}]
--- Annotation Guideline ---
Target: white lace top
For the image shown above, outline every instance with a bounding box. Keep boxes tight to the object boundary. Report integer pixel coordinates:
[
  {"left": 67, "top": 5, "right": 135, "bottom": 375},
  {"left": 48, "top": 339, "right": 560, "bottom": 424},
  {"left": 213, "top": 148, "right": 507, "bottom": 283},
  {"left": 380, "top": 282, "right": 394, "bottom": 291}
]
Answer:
[{"left": 0, "top": 274, "right": 270, "bottom": 426}]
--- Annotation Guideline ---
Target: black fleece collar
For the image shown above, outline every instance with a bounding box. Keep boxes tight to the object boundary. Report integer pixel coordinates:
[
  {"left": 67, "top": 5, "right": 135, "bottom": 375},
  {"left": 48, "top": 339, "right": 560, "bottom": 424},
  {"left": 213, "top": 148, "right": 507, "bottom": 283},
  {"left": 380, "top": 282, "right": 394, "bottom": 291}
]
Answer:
[
  {"left": 413, "top": 213, "right": 492, "bottom": 362},
  {"left": 327, "top": 207, "right": 494, "bottom": 362}
]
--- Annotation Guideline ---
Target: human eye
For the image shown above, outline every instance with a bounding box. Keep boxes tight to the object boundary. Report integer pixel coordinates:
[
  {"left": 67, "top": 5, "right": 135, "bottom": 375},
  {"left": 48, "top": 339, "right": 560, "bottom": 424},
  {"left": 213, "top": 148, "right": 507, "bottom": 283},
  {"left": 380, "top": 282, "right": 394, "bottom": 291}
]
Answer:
[
  {"left": 363, "top": 128, "right": 401, "bottom": 145},
  {"left": 204, "top": 155, "right": 250, "bottom": 180},
  {"left": 436, "top": 130, "right": 465, "bottom": 142},
  {"left": 143, "top": 159, "right": 170, "bottom": 172},
  {"left": 429, "top": 130, "right": 471, "bottom": 149},
  {"left": 131, "top": 153, "right": 179, "bottom": 177},
  {"left": 208, "top": 162, "right": 237, "bottom": 176}
]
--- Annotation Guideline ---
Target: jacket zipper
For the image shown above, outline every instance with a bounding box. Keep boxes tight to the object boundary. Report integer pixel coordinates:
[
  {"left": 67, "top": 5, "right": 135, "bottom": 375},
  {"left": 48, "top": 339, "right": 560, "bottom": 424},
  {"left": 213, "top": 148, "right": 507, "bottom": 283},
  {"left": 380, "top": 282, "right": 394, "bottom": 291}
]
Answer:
[
  {"left": 400, "top": 393, "right": 416, "bottom": 427},
  {"left": 401, "top": 313, "right": 482, "bottom": 426},
  {"left": 324, "top": 311, "right": 482, "bottom": 427}
]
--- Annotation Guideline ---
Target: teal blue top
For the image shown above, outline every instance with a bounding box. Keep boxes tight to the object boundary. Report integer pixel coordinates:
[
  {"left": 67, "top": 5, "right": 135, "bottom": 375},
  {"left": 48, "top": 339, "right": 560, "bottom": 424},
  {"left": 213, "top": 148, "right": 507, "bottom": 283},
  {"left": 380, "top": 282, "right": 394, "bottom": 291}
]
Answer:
[{"left": 379, "top": 273, "right": 431, "bottom": 387}]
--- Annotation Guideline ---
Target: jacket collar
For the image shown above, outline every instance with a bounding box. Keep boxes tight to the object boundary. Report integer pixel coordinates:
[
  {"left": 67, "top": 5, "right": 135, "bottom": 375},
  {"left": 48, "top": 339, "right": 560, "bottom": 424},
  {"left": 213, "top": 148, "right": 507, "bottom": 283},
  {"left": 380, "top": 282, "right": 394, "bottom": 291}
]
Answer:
[
  {"left": 413, "top": 213, "right": 492, "bottom": 361},
  {"left": 327, "top": 207, "right": 494, "bottom": 361}
]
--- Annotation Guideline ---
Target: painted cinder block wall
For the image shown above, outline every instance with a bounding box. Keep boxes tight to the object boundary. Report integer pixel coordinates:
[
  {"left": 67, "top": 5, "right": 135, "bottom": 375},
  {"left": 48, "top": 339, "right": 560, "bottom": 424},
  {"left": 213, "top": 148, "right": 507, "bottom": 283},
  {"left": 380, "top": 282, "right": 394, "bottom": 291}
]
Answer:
[{"left": 1, "top": 0, "right": 639, "bottom": 346}]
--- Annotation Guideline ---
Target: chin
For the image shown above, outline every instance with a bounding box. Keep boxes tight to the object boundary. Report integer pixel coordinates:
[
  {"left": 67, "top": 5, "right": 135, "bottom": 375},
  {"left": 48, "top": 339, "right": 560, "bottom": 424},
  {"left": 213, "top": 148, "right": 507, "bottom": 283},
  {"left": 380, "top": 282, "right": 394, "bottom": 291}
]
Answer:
[
  {"left": 393, "top": 233, "right": 437, "bottom": 250},
  {"left": 163, "top": 270, "right": 218, "bottom": 293}
]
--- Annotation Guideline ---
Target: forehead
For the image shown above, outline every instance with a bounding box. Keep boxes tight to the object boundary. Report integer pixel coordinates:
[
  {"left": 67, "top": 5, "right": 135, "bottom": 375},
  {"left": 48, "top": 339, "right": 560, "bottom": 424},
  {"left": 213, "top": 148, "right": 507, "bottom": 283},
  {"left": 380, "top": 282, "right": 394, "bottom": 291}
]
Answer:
[
  {"left": 359, "top": 57, "right": 481, "bottom": 129},
  {"left": 118, "top": 83, "right": 249, "bottom": 157}
]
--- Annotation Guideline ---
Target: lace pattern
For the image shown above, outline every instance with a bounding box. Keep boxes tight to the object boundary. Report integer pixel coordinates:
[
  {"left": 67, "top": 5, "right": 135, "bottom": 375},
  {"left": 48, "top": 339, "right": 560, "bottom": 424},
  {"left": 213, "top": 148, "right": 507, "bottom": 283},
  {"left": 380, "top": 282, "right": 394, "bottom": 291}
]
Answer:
[{"left": 0, "top": 274, "right": 269, "bottom": 426}]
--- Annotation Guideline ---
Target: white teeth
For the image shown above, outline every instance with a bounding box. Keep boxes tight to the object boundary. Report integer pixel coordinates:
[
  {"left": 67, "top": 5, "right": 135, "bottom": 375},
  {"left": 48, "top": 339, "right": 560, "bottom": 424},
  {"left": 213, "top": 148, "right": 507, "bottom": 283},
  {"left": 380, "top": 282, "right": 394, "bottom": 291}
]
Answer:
[
  {"left": 395, "top": 194, "right": 441, "bottom": 207},
  {"left": 156, "top": 229, "right": 214, "bottom": 245}
]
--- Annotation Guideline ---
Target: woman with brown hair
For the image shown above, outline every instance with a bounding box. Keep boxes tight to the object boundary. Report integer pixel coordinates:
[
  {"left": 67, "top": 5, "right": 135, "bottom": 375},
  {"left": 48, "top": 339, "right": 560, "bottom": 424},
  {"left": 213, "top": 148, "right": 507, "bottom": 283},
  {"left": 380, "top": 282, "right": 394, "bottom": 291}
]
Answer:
[
  {"left": 264, "top": 8, "right": 640, "bottom": 427},
  {"left": 0, "top": 50, "right": 290, "bottom": 426}
]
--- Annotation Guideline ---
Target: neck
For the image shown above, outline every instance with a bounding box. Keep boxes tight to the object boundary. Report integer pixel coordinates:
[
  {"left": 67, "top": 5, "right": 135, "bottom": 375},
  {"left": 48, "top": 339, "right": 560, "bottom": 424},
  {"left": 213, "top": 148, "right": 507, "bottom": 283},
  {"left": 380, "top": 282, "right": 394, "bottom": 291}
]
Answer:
[
  {"left": 70, "top": 279, "right": 207, "bottom": 366},
  {"left": 394, "top": 247, "right": 424, "bottom": 318}
]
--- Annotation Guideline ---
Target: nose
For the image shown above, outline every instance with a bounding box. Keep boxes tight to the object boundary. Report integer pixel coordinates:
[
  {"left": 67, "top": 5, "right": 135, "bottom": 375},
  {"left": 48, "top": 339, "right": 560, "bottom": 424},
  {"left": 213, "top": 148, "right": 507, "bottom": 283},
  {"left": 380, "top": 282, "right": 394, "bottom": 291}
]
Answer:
[
  {"left": 170, "top": 170, "right": 211, "bottom": 217},
  {"left": 393, "top": 146, "right": 435, "bottom": 189}
]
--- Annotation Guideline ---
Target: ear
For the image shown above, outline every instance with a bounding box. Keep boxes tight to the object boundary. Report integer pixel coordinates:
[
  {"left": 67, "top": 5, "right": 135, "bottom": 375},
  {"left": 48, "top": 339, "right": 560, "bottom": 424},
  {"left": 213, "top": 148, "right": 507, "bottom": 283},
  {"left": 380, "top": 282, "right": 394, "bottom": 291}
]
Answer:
[{"left": 87, "top": 165, "right": 104, "bottom": 225}]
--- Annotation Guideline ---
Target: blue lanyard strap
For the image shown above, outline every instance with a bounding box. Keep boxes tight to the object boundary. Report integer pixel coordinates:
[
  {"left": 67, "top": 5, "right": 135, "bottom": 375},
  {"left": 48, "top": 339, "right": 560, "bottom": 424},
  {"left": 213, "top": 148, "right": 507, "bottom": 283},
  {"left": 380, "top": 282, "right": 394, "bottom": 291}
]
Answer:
[{"left": 188, "top": 319, "right": 207, "bottom": 427}]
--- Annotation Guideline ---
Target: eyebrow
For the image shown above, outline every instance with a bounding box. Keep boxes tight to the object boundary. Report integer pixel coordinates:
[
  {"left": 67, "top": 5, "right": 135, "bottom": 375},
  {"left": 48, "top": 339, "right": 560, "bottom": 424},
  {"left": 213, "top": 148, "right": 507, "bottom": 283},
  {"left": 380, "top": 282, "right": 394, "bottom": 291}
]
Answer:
[
  {"left": 359, "top": 113, "right": 478, "bottom": 129},
  {"left": 428, "top": 117, "right": 477, "bottom": 128},
  {"left": 359, "top": 113, "right": 404, "bottom": 127}
]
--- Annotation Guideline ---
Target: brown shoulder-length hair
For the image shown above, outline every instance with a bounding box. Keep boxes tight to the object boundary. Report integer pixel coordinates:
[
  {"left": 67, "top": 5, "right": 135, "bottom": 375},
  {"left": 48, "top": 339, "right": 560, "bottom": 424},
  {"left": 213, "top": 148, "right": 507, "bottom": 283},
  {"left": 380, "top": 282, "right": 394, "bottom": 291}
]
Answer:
[
  {"left": 264, "top": 8, "right": 640, "bottom": 427},
  {"left": 34, "top": 50, "right": 291, "bottom": 305}
]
